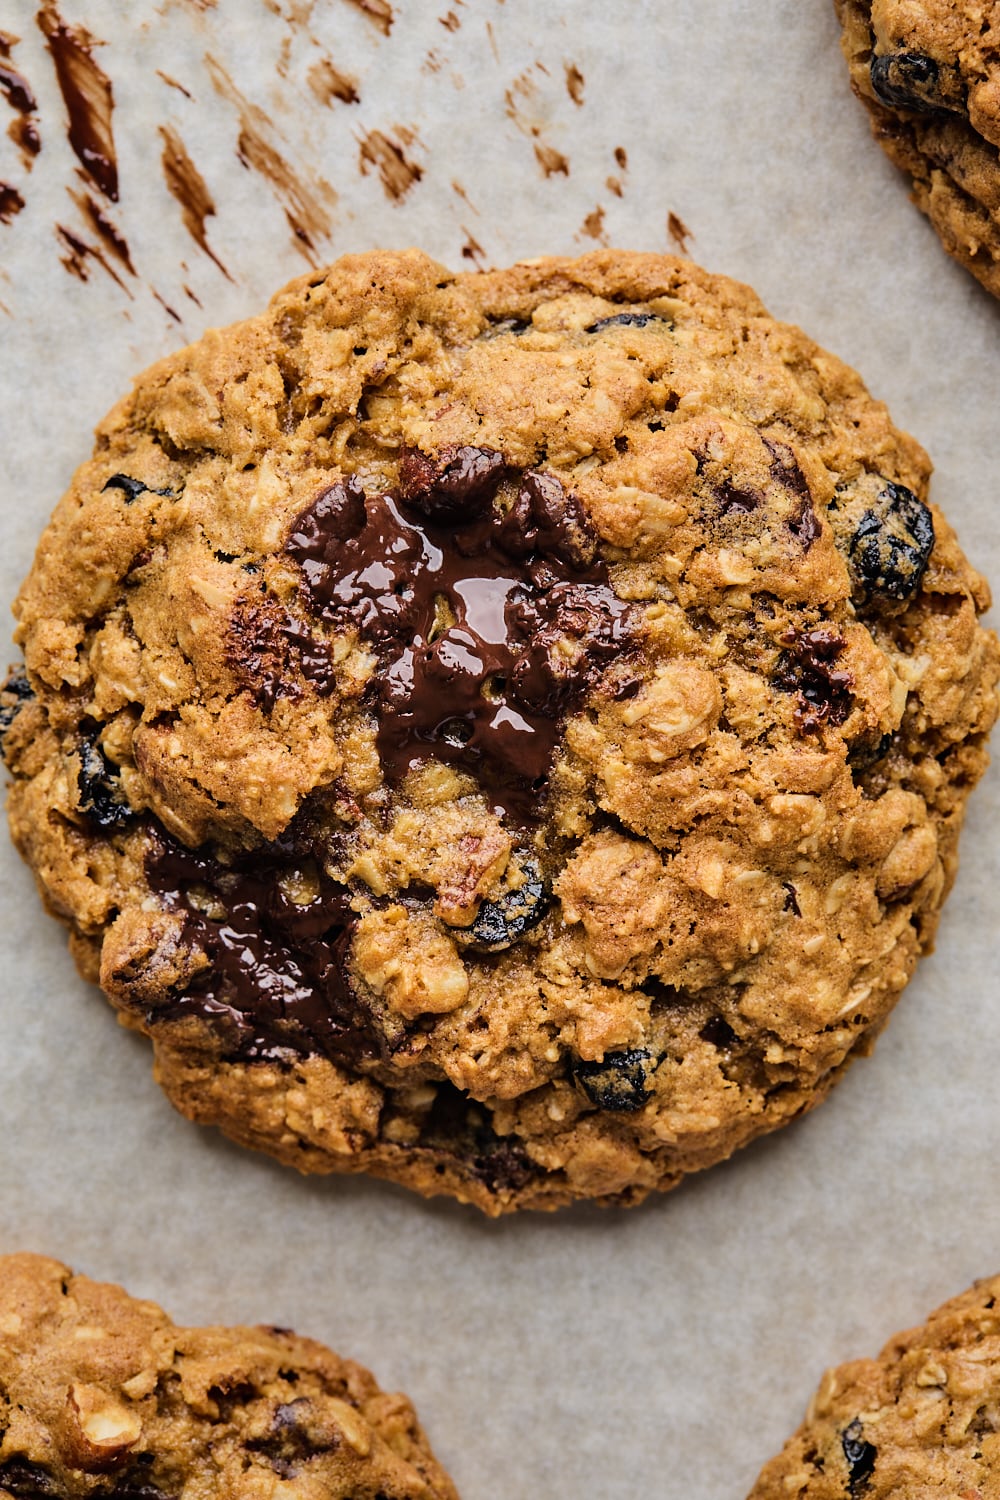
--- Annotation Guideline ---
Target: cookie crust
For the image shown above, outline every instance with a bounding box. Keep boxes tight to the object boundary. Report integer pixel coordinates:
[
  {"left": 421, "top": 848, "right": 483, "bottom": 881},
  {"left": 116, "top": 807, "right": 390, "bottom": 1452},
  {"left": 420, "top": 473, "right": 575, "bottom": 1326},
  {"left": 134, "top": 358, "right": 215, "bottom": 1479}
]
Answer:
[
  {"left": 0, "top": 1252, "right": 455, "bottom": 1499},
  {"left": 749, "top": 1274, "right": 1000, "bottom": 1498},
  {"left": 3, "top": 249, "right": 997, "bottom": 1213},
  {"left": 837, "top": 0, "right": 1000, "bottom": 297}
]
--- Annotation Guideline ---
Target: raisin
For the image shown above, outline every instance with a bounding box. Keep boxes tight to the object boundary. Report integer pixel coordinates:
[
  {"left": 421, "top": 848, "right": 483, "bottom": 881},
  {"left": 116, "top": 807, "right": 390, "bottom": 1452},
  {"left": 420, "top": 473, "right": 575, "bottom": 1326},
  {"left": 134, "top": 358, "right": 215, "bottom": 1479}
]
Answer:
[
  {"left": 0, "top": 663, "right": 33, "bottom": 741},
  {"left": 848, "top": 480, "right": 934, "bottom": 603},
  {"left": 101, "top": 474, "right": 173, "bottom": 502},
  {"left": 585, "top": 311, "right": 665, "bottom": 331},
  {"left": 469, "top": 869, "right": 549, "bottom": 950},
  {"left": 870, "top": 51, "right": 958, "bottom": 113},
  {"left": 841, "top": 1419, "right": 877, "bottom": 1495},
  {"left": 77, "top": 736, "right": 133, "bottom": 828},
  {"left": 574, "top": 1048, "right": 654, "bottom": 1111}
]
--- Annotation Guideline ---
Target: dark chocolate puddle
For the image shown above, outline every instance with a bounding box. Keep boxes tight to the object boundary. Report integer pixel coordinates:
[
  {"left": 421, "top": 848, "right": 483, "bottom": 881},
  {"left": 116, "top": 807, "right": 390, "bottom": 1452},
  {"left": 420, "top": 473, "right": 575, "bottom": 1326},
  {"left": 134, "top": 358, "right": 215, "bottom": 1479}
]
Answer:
[
  {"left": 286, "top": 449, "right": 635, "bottom": 824},
  {"left": 145, "top": 832, "right": 375, "bottom": 1067}
]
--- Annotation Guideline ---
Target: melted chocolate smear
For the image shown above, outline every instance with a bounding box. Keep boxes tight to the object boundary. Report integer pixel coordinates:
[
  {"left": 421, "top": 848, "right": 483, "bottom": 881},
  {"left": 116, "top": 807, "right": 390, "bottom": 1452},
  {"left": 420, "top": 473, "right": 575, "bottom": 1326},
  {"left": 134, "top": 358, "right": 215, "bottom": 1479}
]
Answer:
[
  {"left": 764, "top": 438, "right": 821, "bottom": 548},
  {"left": 37, "top": 2, "right": 118, "bottom": 201},
  {"left": 286, "top": 453, "right": 634, "bottom": 825},
  {"left": 775, "top": 625, "right": 853, "bottom": 733},
  {"left": 145, "top": 833, "right": 375, "bottom": 1067}
]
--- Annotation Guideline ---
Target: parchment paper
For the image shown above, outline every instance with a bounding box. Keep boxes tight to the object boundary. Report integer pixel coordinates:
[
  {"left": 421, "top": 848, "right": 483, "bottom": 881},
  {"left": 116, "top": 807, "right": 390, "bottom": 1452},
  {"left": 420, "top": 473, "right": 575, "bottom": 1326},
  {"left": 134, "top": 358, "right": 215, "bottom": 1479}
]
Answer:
[{"left": 2, "top": 3, "right": 1000, "bottom": 1495}]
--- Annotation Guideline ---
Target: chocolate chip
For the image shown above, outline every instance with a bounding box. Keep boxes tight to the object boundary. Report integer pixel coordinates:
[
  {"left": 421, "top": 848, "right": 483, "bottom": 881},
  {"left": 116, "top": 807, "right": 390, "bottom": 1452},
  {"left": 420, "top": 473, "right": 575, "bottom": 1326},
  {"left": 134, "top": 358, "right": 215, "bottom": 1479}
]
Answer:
[
  {"left": 0, "top": 1460, "right": 60, "bottom": 1496},
  {"left": 417, "top": 1081, "right": 536, "bottom": 1192},
  {"left": 101, "top": 475, "right": 173, "bottom": 502},
  {"left": 713, "top": 477, "right": 760, "bottom": 516},
  {"left": 480, "top": 316, "right": 531, "bottom": 338},
  {"left": 574, "top": 1048, "right": 654, "bottom": 1111},
  {"left": 468, "top": 867, "right": 549, "bottom": 950},
  {"left": 774, "top": 626, "right": 854, "bottom": 733},
  {"left": 848, "top": 481, "right": 934, "bottom": 603},
  {"left": 0, "top": 663, "right": 33, "bottom": 741},
  {"left": 77, "top": 735, "right": 133, "bottom": 828},
  {"left": 782, "top": 882, "right": 802, "bottom": 916},
  {"left": 585, "top": 312, "right": 664, "bottom": 331},
  {"left": 398, "top": 444, "right": 506, "bottom": 521},
  {"left": 841, "top": 1419, "right": 877, "bottom": 1495},
  {"left": 870, "top": 51, "right": 958, "bottom": 113}
]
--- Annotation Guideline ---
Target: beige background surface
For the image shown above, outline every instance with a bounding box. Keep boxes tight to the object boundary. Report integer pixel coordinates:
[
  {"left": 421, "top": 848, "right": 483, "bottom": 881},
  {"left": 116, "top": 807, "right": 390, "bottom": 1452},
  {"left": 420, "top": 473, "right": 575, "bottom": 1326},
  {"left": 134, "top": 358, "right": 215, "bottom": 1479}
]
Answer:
[{"left": 2, "top": 1, "right": 1000, "bottom": 1495}]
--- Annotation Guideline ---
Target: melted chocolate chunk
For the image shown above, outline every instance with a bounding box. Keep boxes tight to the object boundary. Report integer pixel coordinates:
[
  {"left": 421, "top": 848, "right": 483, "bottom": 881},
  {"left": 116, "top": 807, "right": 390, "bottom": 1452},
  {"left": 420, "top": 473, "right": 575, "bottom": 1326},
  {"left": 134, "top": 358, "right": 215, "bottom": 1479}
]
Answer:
[
  {"left": 774, "top": 626, "right": 853, "bottom": 733},
  {"left": 765, "top": 439, "right": 822, "bottom": 547},
  {"left": 870, "top": 51, "right": 959, "bottom": 113},
  {"left": 286, "top": 459, "right": 633, "bottom": 824},
  {"left": 468, "top": 866, "right": 549, "bottom": 950},
  {"left": 714, "top": 476, "right": 760, "bottom": 516},
  {"left": 398, "top": 443, "right": 506, "bottom": 520},
  {"left": 78, "top": 735, "right": 133, "bottom": 828},
  {"left": 585, "top": 311, "right": 664, "bottom": 331},
  {"left": 848, "top": 481, "right": 934, "bottom": 603},
  {"left": 102, "top": 474, "right": 173, "bottom": 503},
  {"left": 841, "top": 1419, "right": 877, "bottom": 1495},
  {"left": 145, "top": 834, "right": 375, "bottom": 1067},
  {"left": 227, "top": 598, "right": 336, "bottom": 712},
  {"left": 574, "top": 1048, "right": 654, "bottom": 1111}
]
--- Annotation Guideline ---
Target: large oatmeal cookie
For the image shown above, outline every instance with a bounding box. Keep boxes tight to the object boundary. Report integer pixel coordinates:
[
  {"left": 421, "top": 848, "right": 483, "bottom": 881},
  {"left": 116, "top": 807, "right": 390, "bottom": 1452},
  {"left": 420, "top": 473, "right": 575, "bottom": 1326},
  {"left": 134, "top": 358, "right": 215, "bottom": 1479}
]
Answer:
[
  {"left": 749, "top": 1273, "right": 1000, "bottom": 1498},
  {"left": 837, "top": 0, "right": 1000, "bottom": 297},
  {"left": 3, "top": 249, "right": 997, "bottom": 1213},
  {"left": 0, "top": 1252, "right": 455, "bottom": 1499}
]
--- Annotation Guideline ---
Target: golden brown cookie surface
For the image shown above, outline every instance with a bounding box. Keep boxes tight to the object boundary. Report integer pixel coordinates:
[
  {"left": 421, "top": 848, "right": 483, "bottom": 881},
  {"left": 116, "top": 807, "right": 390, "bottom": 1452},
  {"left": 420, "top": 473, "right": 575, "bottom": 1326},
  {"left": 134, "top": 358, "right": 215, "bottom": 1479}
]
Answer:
[
  {"left": 837, "top": 0, "right": 1000, "bottom": 296},
  {"left": 748, "top": 1274, "right": 1000, "bottom": 1498},
  {"left": 0, "top": 1252, "right": 455, "bottom": 1499},
  {"left": 3, "top": 249, "right": 997, "bottom": 1213}
]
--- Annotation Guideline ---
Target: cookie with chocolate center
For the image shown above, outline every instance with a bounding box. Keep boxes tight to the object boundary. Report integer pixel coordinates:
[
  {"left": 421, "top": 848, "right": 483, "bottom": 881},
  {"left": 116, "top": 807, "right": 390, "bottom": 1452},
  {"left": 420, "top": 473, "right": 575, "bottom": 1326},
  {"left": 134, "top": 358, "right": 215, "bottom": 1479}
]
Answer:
[
  {"left": 4, "top": 249, "right": 997, "bottom": 1213},
  {"left": 836, "top": 0, "right": 1000, "bottom": 296},
  {"left": 0, "top": 1252, "right": 455, "bottom": 1499},
  {"left": 749, "top": 1274, "right": 1000, "bottom": 1498}
]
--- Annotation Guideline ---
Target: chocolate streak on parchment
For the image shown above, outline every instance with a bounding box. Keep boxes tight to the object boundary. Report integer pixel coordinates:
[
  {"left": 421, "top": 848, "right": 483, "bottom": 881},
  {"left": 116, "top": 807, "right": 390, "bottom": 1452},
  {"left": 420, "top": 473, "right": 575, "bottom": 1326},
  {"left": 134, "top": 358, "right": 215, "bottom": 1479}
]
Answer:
[
  {"left": 342, "top": 0, "right": 394, "bottom": 36},
  {"left": 206, "top": 54, "right": 334, "bottom": 264},
  {"left": 159, "top": 123, "right": 232, "bottom": 280},
  {"left": 0, "top": 182, "right": 24, "bottom": 224},
  {"left": 68, "top": 187, "right": 135, "bottom": 276},
  {"left": 55, "top": 221, "right": 130, "bottom": 292},
  {"left": 0, "top": 31, "right": 41, "bottom": 170},
  {"left": 37, "top": 2, "right": 118, "bottom": 202},
  {"left": 358, "top": 127, "right": 423, "bottom": 200}
]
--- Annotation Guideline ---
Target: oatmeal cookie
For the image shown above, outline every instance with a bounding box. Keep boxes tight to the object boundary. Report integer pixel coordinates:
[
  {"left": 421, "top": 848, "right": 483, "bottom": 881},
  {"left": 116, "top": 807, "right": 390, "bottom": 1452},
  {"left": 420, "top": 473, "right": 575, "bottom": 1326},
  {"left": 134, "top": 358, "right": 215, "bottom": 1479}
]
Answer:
[
  {"left": 0, "top": 1252, "right": 455, "bottom": 1498},
  {"left": 3, "top": 249, "right": 997, "bottom": 1213},
  {"left": 749, "top": 1273, "right": 1000, "bottom": 1498},
  {"left": 836, "top": 0, "right": 1000, "bottom": 296}
]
